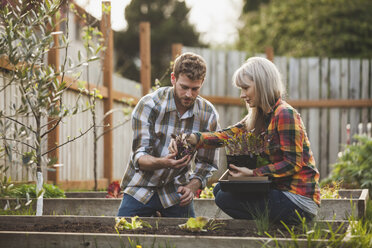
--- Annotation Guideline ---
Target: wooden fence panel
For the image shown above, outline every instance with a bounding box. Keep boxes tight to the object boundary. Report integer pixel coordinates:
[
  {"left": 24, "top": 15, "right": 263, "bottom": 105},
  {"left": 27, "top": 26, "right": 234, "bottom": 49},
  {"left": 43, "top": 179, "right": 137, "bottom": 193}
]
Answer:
[
  {"left": 0, "top": 72, "right": 48, "bottom": 182},
  {"left": 349, "top": 59, "right": 361, "bottom": 141},
  {"left": 58, "top": 91, "right": 105, "bottom": 182},
  {"left": 340, "top": 59, "right": 349, "bottom": 145},
  {"left": 112, "top": 102, "right": 132, "bottom": 181},
  {"left": 320, "top": 58, "right": 329, "bottom": 177},
  {"left": 328, "top": 59, "right": 341, "bottom": 168},
  {"left": 307, "top": 58, "right": 320, "bottom": 171},
  {"left": 361, "top": 60, "right": 369, "bottom": 134},
  {"left": 299, "top": 58, "right": 309, "bottom": 129}
]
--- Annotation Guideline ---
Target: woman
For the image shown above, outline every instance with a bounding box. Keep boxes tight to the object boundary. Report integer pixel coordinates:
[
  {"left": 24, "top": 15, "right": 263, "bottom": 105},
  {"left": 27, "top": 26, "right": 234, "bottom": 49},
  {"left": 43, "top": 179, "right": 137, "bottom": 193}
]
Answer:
[{"left": 169, "top": 57, "right": 320, "bottom": 224}]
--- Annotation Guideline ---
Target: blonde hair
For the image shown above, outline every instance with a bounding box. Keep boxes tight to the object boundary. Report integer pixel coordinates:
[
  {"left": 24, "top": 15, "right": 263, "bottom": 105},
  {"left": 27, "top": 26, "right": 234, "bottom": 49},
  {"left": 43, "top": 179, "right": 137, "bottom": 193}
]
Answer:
[{"left": 233, "top": 57, "right": 285, "bottom": 131}]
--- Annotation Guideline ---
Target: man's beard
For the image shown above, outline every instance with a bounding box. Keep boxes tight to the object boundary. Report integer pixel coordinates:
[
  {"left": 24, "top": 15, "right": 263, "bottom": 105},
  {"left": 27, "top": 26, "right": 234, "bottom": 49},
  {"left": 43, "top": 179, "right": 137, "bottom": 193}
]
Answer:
[{"left": 174, "top": 91, "right": 195, "bottom": 109}]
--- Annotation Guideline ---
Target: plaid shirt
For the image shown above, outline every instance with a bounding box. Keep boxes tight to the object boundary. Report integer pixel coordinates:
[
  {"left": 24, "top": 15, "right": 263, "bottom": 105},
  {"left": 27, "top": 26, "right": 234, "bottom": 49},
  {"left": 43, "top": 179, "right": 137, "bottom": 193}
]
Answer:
[
  {"left": 196, "top": 99, "right": 320, "bottom": 205},
  {"left": 121, "top": 87, "right": 220, "bottom": 208}
]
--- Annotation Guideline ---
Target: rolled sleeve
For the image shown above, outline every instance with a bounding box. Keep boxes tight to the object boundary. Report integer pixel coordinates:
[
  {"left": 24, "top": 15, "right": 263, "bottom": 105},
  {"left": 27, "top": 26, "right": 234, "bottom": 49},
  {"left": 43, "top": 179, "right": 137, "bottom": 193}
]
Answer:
[
  {"left": 190, "top": 112, "right": 220, "bottom": 188},
  {"left": 131, "top": 97, "right": 157, "bottom": 170}
]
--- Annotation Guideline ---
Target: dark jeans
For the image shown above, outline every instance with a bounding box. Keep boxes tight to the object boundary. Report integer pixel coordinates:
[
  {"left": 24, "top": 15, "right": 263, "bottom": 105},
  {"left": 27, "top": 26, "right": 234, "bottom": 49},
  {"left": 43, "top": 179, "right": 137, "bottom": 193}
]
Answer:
[
  {"left": 117, "top": 193, "right": 195, "bottom": 218},
  {"left": 213, "top": 183, "right": 314, "bottom": 224}
]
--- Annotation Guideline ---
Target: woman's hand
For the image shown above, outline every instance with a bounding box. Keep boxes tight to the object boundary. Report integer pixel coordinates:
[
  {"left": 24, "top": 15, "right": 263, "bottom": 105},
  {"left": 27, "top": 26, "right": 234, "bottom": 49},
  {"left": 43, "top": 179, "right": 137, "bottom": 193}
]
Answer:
[{"left": 228, "top": 164, "right": 254, "bottom": 177}]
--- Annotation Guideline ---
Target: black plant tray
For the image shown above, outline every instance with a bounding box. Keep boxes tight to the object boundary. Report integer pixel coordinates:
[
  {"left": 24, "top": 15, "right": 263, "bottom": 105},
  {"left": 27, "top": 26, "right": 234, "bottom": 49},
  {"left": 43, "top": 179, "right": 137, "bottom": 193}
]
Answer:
[
  {"left": 226, "top": 154, "right": 257, "bottom": 169},
  {"left": 218, "top": 170, "right": 271, "bottom": 193}
]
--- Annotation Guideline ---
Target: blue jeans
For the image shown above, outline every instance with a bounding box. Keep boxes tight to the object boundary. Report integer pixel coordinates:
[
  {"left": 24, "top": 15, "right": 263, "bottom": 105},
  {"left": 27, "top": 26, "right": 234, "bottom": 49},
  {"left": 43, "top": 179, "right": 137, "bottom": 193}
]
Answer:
[
  {"left": 213, "top": 183, "right": 314, "bottom": 224},
  {"left": 117, "top": 193, "right": 195, "bottom": 218}
]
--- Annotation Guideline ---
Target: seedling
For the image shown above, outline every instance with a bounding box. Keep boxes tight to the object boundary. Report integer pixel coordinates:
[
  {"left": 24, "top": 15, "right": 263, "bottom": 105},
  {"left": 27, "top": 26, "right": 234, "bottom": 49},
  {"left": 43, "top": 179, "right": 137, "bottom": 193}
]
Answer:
[
  {"left": 115, "top": 216, "right": 152, "bottom": 231},
  {"left": 106, "top": 181, "right": 123, "bottom": 198},
  {"left": 171, "top": 133, "right": 196, "bottom": 159},
  {"left": 179, "top": 217, "right": 224, "bottom": 232}
]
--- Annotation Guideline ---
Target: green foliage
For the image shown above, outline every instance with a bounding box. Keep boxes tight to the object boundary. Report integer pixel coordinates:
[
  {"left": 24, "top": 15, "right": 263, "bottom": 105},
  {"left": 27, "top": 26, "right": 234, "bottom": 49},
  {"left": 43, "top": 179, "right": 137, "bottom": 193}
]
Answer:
[
  {"left": 264, "top": 212, "right": 347, "bottom": 248},
  {"left": 115, "top": 216, "right": 152, "bottom": 231},
  {"left": 0, "top": 1, "right": 101, "bottom": 180},
  {"left": 178, "top": 217, "right": 224, "bottom": 232},
  {"left": 199, "top": 184, "right": 215, "bottom": 199},
  {"left": 237, "top": 0, "right": 372, "bottom": 57},
  {"left": 114, "top": 0, "right": 204, "bottom": 85},
  {"left": 320, "top": 180, "right": 342, "bottom": 199},
  {"left": 0, "top": 0, "right": 89, "bottom": 173},
  {"left": 0, "top": 183, "right": 65, "bottom": 198},
  {"left": 323, "top": 135, "right": 372, "bottom": 196}
]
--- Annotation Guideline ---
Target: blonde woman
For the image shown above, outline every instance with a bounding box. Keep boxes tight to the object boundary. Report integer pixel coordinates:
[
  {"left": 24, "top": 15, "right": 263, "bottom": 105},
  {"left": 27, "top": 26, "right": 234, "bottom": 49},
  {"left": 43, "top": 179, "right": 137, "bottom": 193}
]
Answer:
[{"left": 170, "top": 57, "right": 320, "bottom": 223}]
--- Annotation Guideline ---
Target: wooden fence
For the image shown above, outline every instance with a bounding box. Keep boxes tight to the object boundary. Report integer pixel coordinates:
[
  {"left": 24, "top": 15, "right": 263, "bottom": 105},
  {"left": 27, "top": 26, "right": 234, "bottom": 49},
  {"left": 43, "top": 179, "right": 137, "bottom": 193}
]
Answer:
[
  {"left": 183, "top": 46, "right": 372, "bottom": 179},
  {"left": 1, "top": 5, "right": 372, "bottom": 189}
]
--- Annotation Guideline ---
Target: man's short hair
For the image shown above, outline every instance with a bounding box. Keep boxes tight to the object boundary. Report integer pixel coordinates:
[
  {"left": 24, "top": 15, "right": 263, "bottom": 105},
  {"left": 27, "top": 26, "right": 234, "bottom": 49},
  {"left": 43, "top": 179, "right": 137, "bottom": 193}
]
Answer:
[{"left": 173, "top": 52, "right": 206, "bottom": 81}]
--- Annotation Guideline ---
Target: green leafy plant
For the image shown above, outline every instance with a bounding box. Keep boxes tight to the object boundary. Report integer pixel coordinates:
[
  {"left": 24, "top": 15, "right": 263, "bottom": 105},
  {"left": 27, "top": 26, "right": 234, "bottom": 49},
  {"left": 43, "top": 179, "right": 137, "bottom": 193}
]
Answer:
[
  {"left": 320, "top": 180, "right": 342, "bottom": 199},
  {"left": 178, "top": 217, "right": 224, "bottom": 232},
  {"left": 115, "top": 216, "right": 152, "bottom": 231},
  {"left": 322, "top": 134, "right": 372, "bottom": 197},
  {"left": 224, "top": 130, "right": 269, "bottom": 156},
  {"left": 3, "top": 183, "right": 65, "bottom": 199},
  {"left": 198, "top": 184, "right": 215, "bottom": 199},
  {"left": 263, "top": 211, "right": 347, "bottom": 248}
]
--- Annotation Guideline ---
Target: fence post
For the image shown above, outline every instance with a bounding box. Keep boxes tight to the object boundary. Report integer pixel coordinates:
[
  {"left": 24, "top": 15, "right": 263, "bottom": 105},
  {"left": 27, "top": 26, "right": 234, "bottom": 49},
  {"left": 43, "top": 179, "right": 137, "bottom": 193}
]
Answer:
[
  {"left": 47, "top": 13, "right": 60, "bottom": 185},
  {"left": 140, "top": 22, "right": 151, "bottom": 96},
  {"left": 172, "top": 43, "right": 183, "bottom": 61},
  {"left": 265, "top": 47, "right": 274, "bottom": 62},
  {"left": 101, "top": 2, "right": 114, "bottom": 184}
]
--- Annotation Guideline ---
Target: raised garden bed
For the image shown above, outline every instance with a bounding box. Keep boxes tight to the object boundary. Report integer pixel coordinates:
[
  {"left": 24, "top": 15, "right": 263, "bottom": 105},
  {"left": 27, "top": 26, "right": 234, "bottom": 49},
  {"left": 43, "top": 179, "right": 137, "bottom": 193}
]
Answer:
[
  {"left": 0, "top": 216, "right": 351, "bottom": 248},
  {"left": 1, "top": 189, "right": 368, "bottom": 220}
]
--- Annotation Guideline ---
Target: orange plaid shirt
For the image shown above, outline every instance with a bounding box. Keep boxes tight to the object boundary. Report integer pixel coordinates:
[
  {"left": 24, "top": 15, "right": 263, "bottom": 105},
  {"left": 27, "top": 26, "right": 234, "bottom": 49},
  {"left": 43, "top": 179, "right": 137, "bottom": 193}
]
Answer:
[{"left": 196, "top": 99, "right": 320, "bottom": 205}]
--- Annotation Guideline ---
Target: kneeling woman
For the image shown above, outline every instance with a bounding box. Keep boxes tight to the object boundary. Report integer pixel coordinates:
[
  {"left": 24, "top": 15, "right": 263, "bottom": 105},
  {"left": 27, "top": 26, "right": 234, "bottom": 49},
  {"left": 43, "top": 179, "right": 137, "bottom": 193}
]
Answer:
[{"left": 170, "top": 57, "right": 320, "bottom": 224}]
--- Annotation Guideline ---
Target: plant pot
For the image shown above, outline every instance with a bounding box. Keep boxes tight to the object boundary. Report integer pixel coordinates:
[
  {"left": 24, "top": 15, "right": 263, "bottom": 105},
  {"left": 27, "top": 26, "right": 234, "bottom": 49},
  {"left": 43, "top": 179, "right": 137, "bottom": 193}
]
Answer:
[
  {"left": 218, "top": 170, "right": 271, "bottom": 194},
  {"left": 226, "top": 154, "right": 257, "bottom": 169}
]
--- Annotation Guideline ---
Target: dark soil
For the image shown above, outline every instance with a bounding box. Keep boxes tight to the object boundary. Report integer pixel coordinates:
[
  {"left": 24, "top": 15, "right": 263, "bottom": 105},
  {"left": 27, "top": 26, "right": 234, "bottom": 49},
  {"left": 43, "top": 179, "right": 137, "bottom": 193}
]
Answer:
[{"left": 0, "top": 220, "right": 348, "bottom": 239}]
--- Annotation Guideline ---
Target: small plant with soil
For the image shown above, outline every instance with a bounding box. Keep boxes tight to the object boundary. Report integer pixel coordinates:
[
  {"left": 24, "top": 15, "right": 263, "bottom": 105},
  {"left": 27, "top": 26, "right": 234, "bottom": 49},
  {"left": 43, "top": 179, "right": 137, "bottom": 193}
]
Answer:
[{"left": 171, "top": 133, "right": 196, "bottom": 159}]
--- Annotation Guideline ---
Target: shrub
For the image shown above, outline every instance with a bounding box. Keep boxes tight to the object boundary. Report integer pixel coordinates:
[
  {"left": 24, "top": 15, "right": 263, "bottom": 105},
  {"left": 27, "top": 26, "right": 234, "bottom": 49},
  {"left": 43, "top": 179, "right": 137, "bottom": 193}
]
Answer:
[{"left": 322, "top": 134, "right": 372, "bottom": 196}]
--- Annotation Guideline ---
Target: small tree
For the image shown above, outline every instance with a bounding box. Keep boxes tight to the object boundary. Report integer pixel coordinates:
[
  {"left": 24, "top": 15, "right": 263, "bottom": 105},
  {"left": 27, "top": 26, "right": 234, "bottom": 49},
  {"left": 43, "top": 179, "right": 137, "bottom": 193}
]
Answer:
[{"left": 0, "top": 1, "right": 100, "bottom": 215}]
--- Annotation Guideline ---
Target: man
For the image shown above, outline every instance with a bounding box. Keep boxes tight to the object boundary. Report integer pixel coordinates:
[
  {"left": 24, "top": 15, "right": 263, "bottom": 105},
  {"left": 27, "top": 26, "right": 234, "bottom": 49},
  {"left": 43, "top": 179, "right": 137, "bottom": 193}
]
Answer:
[{"left": 117, "top": 52, "right": 220, "bottom": 217}]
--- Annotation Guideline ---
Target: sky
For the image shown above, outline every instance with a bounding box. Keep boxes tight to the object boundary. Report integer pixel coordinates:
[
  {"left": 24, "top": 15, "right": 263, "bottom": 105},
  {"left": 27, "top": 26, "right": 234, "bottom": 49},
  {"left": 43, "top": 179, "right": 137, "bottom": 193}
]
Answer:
[{"left": 75, "top": 0, "right": 244, "bottom": 45}]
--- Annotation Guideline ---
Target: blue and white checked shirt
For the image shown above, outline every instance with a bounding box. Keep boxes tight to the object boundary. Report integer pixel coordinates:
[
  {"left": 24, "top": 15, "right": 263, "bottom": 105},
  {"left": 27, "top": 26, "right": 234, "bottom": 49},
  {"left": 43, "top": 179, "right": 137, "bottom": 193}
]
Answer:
[{"left": 120, "top": 87, "right": 220, "bottom": 208}]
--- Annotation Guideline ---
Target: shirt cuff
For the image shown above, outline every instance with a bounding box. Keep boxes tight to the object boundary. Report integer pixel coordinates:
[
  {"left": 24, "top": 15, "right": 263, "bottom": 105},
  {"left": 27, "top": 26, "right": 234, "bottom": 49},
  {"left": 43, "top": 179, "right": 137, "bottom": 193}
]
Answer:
[
  {"left": 189, "top": 175, "right": 205, "bottom": 189},
  {"left": 132, "top": 151, "right": 148, "bottom": 171},
  {"left": 253, "top": 168, "right": 264, "bottom": 176}
]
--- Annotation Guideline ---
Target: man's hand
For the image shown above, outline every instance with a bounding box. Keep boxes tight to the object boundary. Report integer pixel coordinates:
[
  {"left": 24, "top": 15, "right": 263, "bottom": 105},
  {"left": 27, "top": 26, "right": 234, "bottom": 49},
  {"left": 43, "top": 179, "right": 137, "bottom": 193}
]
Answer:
[
  {"left": 228, "top": 164, "right": 254, "bottom": 177},
  {"left": 177, "top": 186, "right": 194, "bottom": 206},
  {"left": 177, "top": 178, "right": 201, "bottom": 206},
  {"left": 138, "top": 153, "right": 192, "bottom": 171},
  {"left": 162, "top": 153, "right": 192, "bottom": 170}
]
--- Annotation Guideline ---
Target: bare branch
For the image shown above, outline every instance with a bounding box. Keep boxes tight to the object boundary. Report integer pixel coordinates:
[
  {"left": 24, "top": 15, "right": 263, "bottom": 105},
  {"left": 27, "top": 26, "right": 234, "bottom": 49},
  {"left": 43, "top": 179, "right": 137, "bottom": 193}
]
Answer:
[
  {"left": 1, "top": 137, "right": 36, "bottom": 150},
  {"left": 96, "top": 118, "right": 130, "bottom": 141},
  {"left": 41, "top": 124, "right": 94, "bottom": 156},
  {"left": 40, "top": 117, "right": 62, "bottom": 139},
  {"left": 3, "top": 116, "right": 36, "bottom": 134}
]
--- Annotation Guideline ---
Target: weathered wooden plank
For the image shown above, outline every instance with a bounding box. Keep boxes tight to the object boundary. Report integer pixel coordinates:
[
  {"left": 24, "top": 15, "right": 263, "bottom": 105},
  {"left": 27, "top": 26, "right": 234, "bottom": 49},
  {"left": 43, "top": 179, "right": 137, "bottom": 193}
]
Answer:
[
  {"left": 215, "top": 51, "right": 226, "bottom": 97},
  {"left": 275, "top": 56, "right": 288, "bottom": 90},
  {"left": 320, "top": 58, "right": 329, "bottom": 178},
  {"left": 201, "top": 48, "right": 212, "bottom": 96},
  {"left": 349, "top": 59, "right": 361, "bottom": 141},
  {"left": 328, "top": 59, "right": 341, "bottom": 169},
  {"left": 340, "top": 59, "right": 349, "bottom": 145},
  {"left": 289, "top": 58, "right": 300, "bottom": 100},
  {"left": 299, "top": 58, "right": 309, "bottom": 129},
  {"left": 307, "top": 57, "right": 320, "bottom": 172},
  {"left": 361, "top": 59, "right": 369, "bottom": 134}
]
